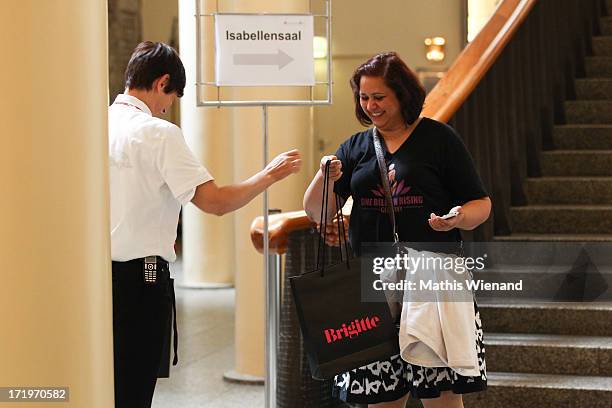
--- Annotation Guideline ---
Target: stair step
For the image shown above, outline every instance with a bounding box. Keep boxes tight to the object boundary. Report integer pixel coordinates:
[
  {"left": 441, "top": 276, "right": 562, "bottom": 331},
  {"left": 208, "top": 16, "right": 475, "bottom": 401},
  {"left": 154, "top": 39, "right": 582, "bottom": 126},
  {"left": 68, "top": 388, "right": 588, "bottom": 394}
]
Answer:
[
  {"left": 586, "top": 57, "right": 612, "bottom": 77},
  {"left": 603, "top": 17, "right": 612, "bottom": 36},
  {"left": 593, "top": 36, "right": 612, "bottom": 57},
  {"left": 541, "top": 150, "right": 612, "bottom": 176},
  {"left": 565, "top": 100, "right": 612, "bottom": 124},
  {"left": 510, "top": 205, "right": 612, "bottom": 234},
  {"left": 464, "top": 372, "right": 612, "bottom": 408},
  {"left": 475, "top": 263, "right": 612, "bottom": 302},
  {"left": 485, "top": 333, "right": 612, "bottom": 376},
  {"left": 553, "top": 125, "right": 612, "bottom": 149},
  {"left": 525, "top": 177, "right": 612, "bottom": 204},
  {"left": 476, "top": 239, "right": 612, "bottom": 263},
  {"left": 494, "top": 233, "right": 612, "bottom": 242},
  {"left": 575, "top": 78, "right": 612, "bottom": 99},
  {"left": 475, "top": 241, "right": 612, "bottom": 265},
  {"left": 479, "top": 301, "right": 612, "bottom": 336}
]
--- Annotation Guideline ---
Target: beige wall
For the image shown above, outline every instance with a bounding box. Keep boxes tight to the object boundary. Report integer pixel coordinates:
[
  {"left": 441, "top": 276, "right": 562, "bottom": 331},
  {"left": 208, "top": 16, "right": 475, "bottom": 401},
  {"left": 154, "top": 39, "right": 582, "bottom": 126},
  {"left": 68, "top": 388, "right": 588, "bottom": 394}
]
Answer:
[
  {"left": 141, "top": 0, "right": 180, "bottom": 123},
  {"left": 313, "top": 0, "right": 464, "bottom": 169},
  {"left": 142, "top": 0, "right": 178, "bottom": 44},
  {"left": 468, "top": 0, "right": 503, "bottom": 42}
]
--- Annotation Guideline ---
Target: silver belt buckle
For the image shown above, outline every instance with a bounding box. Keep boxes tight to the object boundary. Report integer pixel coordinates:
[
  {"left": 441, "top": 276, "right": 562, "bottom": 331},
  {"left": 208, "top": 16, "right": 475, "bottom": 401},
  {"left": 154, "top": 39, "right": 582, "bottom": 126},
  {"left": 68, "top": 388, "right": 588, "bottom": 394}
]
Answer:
[{"left": 144, "top": 256, "right": 157, "bottom": 284}]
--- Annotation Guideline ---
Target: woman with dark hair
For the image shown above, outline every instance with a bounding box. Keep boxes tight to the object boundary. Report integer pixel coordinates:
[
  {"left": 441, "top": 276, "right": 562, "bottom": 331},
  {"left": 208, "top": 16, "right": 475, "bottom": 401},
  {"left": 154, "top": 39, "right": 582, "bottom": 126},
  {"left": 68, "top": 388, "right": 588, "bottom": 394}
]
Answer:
[{"left": 303, "top": 52, "right": 491, "bottom": 408}]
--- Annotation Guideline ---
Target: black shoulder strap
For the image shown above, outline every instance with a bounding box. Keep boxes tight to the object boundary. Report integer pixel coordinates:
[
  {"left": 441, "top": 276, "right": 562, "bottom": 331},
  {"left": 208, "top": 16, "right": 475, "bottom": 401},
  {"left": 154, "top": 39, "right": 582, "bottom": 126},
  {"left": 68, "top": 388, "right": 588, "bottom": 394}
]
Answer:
[{"left": 372, "top": 127, "right": 399, "bottom": 244}]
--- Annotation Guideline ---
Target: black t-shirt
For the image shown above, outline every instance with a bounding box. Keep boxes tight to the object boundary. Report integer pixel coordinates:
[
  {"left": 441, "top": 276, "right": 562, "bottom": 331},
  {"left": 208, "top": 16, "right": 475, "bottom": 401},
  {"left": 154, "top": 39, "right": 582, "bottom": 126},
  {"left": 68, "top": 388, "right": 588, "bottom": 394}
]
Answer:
[{"left": 334, "top": 117, "right": 487, "bottom": 254}]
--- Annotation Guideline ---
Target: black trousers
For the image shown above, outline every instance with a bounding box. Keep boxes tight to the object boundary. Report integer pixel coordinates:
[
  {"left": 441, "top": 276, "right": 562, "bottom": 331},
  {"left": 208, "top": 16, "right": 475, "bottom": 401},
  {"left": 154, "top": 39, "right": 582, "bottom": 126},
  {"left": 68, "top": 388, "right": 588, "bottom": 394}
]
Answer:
[{"left": 112, "top": 258, "right": 174, "bottom": 408}]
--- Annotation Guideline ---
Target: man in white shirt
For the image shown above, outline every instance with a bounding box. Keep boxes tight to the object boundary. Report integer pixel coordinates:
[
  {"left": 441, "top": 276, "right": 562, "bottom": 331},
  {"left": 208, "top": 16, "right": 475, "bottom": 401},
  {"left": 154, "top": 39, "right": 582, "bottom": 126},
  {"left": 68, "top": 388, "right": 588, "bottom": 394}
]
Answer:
[{"left": 109, "top": 41, "right": 301, "bottom": 408}]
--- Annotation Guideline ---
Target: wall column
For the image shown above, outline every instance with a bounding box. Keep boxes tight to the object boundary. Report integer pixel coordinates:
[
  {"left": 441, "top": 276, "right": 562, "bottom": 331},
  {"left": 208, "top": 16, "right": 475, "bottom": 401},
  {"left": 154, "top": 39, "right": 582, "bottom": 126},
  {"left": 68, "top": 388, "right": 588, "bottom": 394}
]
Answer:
[
  {"left": 179, "top": 0, "right": 235, "bottom": 288},
  {"left": 0, "top": 1, "right": 114, "bottom": 407}
]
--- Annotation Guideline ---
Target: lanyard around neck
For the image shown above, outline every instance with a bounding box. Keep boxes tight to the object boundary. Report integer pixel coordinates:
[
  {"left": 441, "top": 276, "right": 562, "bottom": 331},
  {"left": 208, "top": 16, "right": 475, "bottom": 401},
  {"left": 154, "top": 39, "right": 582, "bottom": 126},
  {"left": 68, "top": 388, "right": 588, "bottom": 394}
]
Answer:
[{"left": 114, "top": 101, "right": 145, "bottom": 113}]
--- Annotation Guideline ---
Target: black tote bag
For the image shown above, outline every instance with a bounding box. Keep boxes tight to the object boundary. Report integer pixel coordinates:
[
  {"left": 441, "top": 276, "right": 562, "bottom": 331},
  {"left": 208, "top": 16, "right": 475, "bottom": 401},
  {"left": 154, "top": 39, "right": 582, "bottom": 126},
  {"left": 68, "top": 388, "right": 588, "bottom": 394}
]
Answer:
[{"left": 289, "top": 161, "right": 399, "bottom": 380}]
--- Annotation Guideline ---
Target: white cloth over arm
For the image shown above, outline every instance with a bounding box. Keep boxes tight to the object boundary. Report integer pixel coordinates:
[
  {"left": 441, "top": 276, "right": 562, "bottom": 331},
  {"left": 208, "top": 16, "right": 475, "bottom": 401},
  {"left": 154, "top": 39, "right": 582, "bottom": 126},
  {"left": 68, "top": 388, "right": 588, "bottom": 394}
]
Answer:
[{"left": 398, "top": 248, "right": 479, "bottom": 377}]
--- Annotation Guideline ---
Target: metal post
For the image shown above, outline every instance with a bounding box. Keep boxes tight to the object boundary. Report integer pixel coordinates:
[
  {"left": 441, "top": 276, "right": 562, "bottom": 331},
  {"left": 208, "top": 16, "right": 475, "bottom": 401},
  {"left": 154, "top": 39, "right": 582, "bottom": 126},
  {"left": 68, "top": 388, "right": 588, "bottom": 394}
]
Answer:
[
  {"left": 274, "top": 253, "right": 281, "bottom": 344},
  {"left": 266, "top": 253, "right": 281, "bottom": 407},
  {"left": 262, "top": 105, "right": 278, "bottom": 408}
]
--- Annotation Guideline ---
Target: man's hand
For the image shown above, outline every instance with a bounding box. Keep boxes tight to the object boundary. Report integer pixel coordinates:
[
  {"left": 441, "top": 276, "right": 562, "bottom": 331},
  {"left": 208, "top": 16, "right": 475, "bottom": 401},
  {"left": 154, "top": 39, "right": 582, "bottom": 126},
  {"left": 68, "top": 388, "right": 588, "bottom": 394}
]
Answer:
[
  {"left": 265, "top": 149, "right": 302, "bottom": 181},
  {"left": 192, "top": 149, "right": 301, "bottom": 216},
  {"left": 320, "top": 155, "right": 342, "bottom": 182}
]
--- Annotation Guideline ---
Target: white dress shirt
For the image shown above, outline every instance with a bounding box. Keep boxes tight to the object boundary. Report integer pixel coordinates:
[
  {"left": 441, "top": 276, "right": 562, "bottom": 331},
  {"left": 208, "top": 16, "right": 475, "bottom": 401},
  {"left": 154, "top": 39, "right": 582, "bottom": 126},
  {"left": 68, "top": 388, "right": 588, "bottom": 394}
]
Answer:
[{"left": 109, "top": 94, "right": 213, "bottom": 263}]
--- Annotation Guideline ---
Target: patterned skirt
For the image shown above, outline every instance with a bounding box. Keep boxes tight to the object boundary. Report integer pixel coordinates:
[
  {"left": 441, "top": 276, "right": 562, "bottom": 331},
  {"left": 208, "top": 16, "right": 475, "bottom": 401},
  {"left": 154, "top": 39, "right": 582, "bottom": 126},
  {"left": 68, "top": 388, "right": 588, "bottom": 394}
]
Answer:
[{"left": 332, "top": 303, "right": 487, "bottom": 403}]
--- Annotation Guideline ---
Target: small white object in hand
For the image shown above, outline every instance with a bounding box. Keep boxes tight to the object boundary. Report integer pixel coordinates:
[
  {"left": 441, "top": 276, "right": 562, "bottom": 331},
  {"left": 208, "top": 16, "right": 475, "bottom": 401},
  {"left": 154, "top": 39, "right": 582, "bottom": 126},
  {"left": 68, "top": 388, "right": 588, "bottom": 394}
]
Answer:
[{"left": 440, "top": 206, "right": 461, "bottom": 220}]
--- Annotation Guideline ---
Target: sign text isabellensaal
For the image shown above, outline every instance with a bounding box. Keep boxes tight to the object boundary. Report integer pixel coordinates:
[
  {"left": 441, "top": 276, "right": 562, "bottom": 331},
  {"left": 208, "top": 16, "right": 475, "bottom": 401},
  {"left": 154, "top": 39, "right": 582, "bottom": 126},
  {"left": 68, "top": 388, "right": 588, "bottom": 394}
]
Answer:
[{"left": 225, "top": 30, "right": 302, "bottom": 41}]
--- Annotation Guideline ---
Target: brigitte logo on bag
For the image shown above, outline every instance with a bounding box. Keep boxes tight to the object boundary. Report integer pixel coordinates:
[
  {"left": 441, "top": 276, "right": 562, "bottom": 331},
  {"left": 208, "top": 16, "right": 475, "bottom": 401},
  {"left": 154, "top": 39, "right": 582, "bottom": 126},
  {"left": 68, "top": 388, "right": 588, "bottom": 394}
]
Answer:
[{"left": 323, "top": 316, "right": 382, "bottom": 344}]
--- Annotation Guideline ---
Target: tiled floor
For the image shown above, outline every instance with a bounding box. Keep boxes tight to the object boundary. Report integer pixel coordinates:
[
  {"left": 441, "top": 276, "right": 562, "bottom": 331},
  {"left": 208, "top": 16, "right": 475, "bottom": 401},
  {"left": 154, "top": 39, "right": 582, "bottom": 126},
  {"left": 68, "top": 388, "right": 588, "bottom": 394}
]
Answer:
[{"left": 152, "top": 262, "right": 264, "bottom": 408}]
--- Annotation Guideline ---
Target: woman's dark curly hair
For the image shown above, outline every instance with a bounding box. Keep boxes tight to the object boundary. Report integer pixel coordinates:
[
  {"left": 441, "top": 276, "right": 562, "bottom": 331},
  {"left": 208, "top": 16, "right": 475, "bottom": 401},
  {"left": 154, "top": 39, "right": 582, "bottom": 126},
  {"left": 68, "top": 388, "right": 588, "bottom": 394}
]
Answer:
[{"left": 350, "top": 52, "right": 425, "bottom": 126}]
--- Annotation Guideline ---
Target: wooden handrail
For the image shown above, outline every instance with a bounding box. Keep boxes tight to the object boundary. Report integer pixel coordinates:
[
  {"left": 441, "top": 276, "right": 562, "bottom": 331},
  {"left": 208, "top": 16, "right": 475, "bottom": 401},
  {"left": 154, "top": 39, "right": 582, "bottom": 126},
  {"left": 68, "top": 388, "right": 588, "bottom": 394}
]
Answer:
[
  {"left": 251, "top": 0, "right": 536, "bottom": 254},
  {"left": 250, "top": 210, "right": 315, "bottom": 254},
  {"left": 422, "top": 0, "right": 536, "bottom": 122}
]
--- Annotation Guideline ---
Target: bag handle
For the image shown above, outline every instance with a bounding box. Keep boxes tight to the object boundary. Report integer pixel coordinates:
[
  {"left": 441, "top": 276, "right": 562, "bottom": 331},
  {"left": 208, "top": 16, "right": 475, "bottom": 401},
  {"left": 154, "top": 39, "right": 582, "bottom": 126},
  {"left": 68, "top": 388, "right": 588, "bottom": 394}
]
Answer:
[
  {"left": 316, "top": 161, "right": 350, "bottom": 277},
  {"left": 315, "top": 161, "right": 332, "bottom": 275},
  {"left": 335, "top": 189, "right": 350, "bottom": 268},
  {"left": 372, "top": 127, "right": 399, "bottom": 244}
]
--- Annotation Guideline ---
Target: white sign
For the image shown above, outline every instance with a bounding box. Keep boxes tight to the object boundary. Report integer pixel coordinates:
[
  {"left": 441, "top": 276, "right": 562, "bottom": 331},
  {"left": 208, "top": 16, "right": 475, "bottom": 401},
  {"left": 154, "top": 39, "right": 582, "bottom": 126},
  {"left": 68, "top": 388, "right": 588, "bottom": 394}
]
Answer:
[{"left": 215, "top": 14, "right": 314, "bottom": 86}]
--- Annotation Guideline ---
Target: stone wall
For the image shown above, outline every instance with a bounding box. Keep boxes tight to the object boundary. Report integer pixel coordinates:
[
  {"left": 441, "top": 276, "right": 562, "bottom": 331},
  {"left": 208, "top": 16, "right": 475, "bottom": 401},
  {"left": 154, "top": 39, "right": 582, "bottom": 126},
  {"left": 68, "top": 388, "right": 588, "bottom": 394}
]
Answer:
[{"left": 108, "top": 0, "right": 142, "bottom": 103}]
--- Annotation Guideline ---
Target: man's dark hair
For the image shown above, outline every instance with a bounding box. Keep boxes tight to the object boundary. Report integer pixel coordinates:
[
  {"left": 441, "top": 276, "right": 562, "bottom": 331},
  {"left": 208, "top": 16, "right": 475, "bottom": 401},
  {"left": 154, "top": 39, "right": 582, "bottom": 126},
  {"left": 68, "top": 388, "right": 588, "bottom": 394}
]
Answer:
[
  {"left": 124, "top": 41, "right": 186, "bottom": 97},
  {"left": 350, "top": 52, "right": 426, "bottom": 126}
]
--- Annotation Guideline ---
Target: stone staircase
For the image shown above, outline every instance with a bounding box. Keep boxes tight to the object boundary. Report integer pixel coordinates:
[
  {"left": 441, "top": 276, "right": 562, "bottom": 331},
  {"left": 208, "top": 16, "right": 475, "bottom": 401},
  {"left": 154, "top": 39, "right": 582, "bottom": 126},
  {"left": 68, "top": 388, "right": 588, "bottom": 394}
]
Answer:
[
  {"left": 466, "top": 4, "right": 612, "bottom": 407},
  {"left": 466, "top": 302, "right": 612, "bottom": 407}
]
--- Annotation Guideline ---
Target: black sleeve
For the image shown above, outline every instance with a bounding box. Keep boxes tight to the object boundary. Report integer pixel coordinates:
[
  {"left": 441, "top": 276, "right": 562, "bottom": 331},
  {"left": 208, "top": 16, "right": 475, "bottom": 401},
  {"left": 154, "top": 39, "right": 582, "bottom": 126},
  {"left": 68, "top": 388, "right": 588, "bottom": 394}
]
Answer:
[
  {"left": 443, "top": 127, "right": 488, "bottom": 205},
  {"left": 333, "top": 139, "right": 353, "bottom": 201}
]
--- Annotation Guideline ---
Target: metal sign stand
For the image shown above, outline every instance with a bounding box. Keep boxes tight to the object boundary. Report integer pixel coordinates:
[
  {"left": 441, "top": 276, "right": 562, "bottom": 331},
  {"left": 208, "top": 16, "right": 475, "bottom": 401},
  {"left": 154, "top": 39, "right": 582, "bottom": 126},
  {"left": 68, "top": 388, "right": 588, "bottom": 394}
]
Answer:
[
  {"left": 195, "top": 1, "right": 332, "bottom": 407},
  {"left": 261, "top": 104, "right": 275, "bottom": 407}
]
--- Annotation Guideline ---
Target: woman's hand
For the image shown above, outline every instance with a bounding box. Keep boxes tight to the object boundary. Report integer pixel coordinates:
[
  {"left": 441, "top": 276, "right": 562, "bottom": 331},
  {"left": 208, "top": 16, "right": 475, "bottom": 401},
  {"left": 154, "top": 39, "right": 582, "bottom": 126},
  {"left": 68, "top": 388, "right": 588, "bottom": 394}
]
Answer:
[
  {"left": 318, "top": 216, "right": 349, "bottom": 247},
  {"left": 320, "top": 155, "right": 342, "bottom": 182},
  {"left": 303, "top": 154, "right": 344, "bottom": 223},
  {"left": 428, "top": 206, "right": 464, "bottom": 232},
  {"left": 429, "top": 198, "right": 492, "bottom": 231}
]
